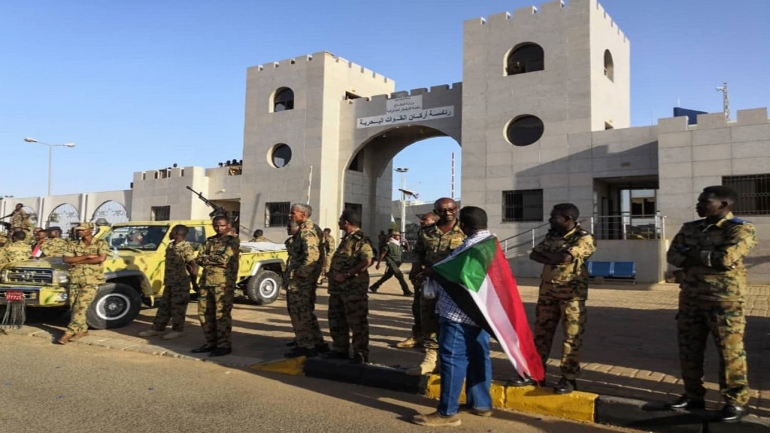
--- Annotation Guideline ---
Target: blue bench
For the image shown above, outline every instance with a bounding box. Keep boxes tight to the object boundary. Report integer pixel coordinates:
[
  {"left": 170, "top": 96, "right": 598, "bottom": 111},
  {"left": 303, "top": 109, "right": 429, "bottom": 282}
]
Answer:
[{"left": 587, "top": 261, "right": 636, "bottom": 283}]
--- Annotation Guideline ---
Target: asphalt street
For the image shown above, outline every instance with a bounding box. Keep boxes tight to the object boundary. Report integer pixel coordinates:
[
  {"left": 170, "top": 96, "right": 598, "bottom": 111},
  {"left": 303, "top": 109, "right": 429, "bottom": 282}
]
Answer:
[{"left": 0, "top": 334, "right": 641, "bottom": 433}]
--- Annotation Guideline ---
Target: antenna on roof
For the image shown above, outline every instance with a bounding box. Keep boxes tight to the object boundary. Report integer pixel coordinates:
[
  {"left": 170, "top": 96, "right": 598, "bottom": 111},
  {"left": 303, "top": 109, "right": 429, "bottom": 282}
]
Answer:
[{"left": 716, "top": 82, "right": 731, "bottom": 121}]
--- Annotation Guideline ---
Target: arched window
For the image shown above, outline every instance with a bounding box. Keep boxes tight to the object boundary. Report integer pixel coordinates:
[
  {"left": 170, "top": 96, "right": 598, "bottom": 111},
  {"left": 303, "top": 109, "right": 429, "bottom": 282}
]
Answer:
[
  {"left": 48, "top": 203, "right": 79, "bottom": 233},
  {"left": 506, "top": 43, "right": 544, "bottom": 76},
  {"left": 604, "top": 50, "right": 614, "bottom": 82},
  {"left": 273, "top": 87, "right": 294, "bottom": 112},
  {"left": 92, "top": 200, "right": 129, "bottom": 225}
]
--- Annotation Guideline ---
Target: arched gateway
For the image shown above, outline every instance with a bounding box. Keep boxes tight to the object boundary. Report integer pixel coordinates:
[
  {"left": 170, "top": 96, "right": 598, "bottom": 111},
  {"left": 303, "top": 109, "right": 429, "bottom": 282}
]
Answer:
[{"left": 239, "top": 54, "right": 463, "bottom": 235}]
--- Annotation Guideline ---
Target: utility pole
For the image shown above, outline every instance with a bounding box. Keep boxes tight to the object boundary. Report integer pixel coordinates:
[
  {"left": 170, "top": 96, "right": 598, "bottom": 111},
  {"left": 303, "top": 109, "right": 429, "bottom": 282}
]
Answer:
[
  {"left": 716, "top": 82, "right": 731, "bottom": 121},
  {"left": 395, "top": 168, "right": 409, "bottom": 237}
]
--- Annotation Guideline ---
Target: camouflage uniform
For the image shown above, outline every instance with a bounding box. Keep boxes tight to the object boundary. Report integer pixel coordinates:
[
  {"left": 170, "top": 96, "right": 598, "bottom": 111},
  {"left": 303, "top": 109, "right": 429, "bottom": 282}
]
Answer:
[
  {"left": 41, "top": 237, "right": 70, "bottom": 257},
  {"left": 152, "top": 240, "right": 197, "bottom": 332},
  {"left": 666, "top": 212, "right": 756, "bottom": 406},
  {"left": 0, "top": 241, "right": 32, "bottom": 265},
  {"left": 286, "top": 219, "right": 325, "bottom": 349},
  {"left": 413, "top": 222, "right": 466, "bottom": 350},
  {"left": 327, "top": 229, "right": 374, "bottom": 357},
  {"left": 9, "top": 210, "right": 29, "bottom": 232},
  {"left": 318, "top": 233, "right": 336, "bottom": 283},
  {"left": 196, "top": 234, "right": 240, "bottom": 349},
  {"left": 63, "top": 236, "right": 111, "bottom": 336},
  {"left": 532, "top": 224, "right": 596, "bottom": 380},
  {"left": 250, "top": 236, "right": 269, "bottom": 242}
]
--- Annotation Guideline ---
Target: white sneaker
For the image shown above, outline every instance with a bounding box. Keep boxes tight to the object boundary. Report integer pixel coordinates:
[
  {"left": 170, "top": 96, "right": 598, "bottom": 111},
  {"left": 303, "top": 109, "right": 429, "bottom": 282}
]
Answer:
[
  {"left": 138, "top": 329, "right": 163, "bottom": 337},
  {"left": 162, "top": 330, "right": 185, "bottom": 340}
]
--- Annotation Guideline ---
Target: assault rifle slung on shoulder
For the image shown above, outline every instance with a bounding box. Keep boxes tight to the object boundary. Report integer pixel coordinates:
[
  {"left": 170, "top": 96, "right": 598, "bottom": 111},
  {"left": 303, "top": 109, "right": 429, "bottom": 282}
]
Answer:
[{"left": 186, "top": 186, "right": 251, "bottom": 235}]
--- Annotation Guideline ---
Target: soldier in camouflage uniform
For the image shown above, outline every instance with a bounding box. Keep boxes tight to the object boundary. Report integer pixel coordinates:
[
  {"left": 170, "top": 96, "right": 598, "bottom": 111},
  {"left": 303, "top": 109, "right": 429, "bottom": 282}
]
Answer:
[
  {"left": 515, "top": 203, "right": 595, "bottom": 395},
  {"left": 406, "top": 198, "right": 466, "bottom": 376},
  {"left": 250, "top": 229, "right": 270, "bottom": 243},
  {"left": 398, "top": 212, "right": 439, "bottom": 349},
  {"left": 325, "top": 210, "right": 374, "bottom": 363},
  {"left": 284, "top": 203, "right": 328, "bottom": 358},
  {"left": 58, "top": 222, "right": 110, "bottom": 344},
  {"left": 317, "top": 228, "right": 336, "bottom": 285},
  {"left": 665, "top": 186, "right": 756, "bottom": 423},
  {"left": 192, "top": 216, "right": 240, "bottom": 357},
  {"left": 139, "top": 225, "right": 198, "bottom": 340},
  {"left": 0, "top": 231, "right": 32, "bottom": 265},
  {"left": 2, "top": 203, "right": 29, "bottom": 233},
  {"left": 283, "top": 221, "right": 301, "bottom": 347},
  {"left": 41, "top": 227, "right": 69, "bottom": 257}
]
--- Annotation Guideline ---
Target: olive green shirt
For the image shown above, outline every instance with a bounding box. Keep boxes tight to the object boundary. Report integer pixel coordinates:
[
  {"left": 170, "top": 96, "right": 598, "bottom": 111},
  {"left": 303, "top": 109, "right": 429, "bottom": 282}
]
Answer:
[
  {"left": 64, "top": 238, "right": 111, "bottom": 285},
  {"left": 197, "top": 234, "right": 240, "bottom": 287},
  {"left": 328, "top": 229, "right": 374, "bottom": 294},
  {"left": 533, "top": 225, "right": 596, "bottom": 300},
  {"left": 667, "top": 212, "right": 757, "bottom": 302}
]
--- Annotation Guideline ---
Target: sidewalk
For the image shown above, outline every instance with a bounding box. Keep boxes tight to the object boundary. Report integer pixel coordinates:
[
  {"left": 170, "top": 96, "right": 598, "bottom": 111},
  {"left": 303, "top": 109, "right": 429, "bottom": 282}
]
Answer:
[{"left": 7, "top": 275, "right": 769, "bottom": 425}]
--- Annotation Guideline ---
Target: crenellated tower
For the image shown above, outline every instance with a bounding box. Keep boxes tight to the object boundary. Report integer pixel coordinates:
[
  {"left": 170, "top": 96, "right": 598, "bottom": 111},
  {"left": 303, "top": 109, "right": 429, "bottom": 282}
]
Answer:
[{"left": 461, "top": 0, "right": 630, "bottom": 223}]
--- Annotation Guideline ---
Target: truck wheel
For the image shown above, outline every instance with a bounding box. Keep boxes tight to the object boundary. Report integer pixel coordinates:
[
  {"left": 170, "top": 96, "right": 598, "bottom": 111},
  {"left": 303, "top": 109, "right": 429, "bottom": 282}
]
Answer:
[
  {"left": 246, "top": 270, "right": 282, "bottom": 305},
  {"left": 86, "top": 283, "right": 142, "bottom": 329}
]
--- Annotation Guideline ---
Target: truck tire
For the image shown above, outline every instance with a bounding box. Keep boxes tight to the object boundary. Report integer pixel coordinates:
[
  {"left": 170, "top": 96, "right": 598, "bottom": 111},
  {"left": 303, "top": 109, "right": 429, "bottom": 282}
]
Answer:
[
  {"left": 245, "top": 270, "right": 282, "bottom": 305},
  {"left": 86, "top": 283, "right": 142, "bottom": 329}
]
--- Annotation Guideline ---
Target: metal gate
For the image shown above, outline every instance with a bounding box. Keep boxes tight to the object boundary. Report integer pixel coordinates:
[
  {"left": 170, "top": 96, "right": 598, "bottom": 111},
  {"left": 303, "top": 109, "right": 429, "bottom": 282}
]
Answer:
[
  {"left": 92, "top": 200, "right": 129, "bottom": 225},
  {"left": 48, "top": 204, "right": 80, "bottom": 235}
]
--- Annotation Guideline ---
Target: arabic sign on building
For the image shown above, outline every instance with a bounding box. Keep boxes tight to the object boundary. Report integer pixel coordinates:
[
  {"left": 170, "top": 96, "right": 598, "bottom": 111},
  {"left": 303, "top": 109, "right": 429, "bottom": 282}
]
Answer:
[
  {"left": 387, "top": 95, "right": 422, "bottom": 114},
  {"left": 357, "top": 105, "right": 455, "bottom": 129}
]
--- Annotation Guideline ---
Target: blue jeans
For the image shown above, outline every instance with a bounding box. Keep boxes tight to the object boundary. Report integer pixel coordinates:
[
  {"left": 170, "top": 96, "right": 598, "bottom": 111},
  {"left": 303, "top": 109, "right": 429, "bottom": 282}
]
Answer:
[{"left": 437, "top": 317, "right": 492, "bottom": 416}]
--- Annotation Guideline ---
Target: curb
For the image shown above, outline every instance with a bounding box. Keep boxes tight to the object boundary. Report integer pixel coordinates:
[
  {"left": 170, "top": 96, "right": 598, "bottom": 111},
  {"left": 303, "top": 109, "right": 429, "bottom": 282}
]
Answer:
[{"left": 249, "top": 357, "right": 770, "bottom": 432}]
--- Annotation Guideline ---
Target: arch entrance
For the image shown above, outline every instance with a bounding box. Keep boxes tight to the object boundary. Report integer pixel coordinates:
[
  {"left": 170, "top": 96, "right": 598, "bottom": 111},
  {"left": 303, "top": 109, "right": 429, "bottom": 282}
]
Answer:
[{"left": 340, "top": 124, "right": 460, "bottom": 236}]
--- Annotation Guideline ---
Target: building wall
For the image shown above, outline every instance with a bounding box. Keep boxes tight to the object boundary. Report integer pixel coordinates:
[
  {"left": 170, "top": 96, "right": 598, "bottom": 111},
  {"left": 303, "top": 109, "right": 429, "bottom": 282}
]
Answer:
[
  {"left": 0, "top": 189, "right": 132, "bottom": 228},
  {"left": 657, "top": 107, "right": 770, "bottom": 283},
  {"left": 130, "top": 166, "right": 209, "bottom": 221}
]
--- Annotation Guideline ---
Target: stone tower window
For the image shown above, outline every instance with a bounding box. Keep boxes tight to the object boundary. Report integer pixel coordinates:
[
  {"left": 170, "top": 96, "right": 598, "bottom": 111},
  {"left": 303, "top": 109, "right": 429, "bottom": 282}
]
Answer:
[
  {"left": 505, "top": 43, "right": 544, "bottom": 76},
  {"left": 604, "top": 50, "right": 614, "bottom": 82},
  {"left": 272, "top": 87, "right": 294, "bottom": 112},
  {"left": 269, "top": 143, "right": 292, "bottom": 168},
  {"left": 506, "top": 115, "right": 544, "bottom": 146}
]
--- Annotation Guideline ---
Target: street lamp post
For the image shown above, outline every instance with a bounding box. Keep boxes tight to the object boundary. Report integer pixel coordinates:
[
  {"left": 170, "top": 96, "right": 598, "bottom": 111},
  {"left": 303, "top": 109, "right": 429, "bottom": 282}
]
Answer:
[
  {"left": 395, "top": 168, "right": 409, "bottom": 237},
  {"left": 24, "top": 137, "right": 76, "bottom": 196}
]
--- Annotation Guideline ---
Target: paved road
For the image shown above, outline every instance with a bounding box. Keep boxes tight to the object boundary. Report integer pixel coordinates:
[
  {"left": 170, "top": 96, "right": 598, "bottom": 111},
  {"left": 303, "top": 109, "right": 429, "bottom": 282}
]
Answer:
[{"left": 0, "top": 334, "right": 638, "bottom": 433}]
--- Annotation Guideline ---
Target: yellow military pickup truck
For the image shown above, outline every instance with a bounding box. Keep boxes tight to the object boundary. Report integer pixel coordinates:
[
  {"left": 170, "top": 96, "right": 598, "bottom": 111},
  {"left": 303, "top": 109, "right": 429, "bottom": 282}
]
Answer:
[{"left": 0, "top": 220, "right": 287, "bottom": 329}]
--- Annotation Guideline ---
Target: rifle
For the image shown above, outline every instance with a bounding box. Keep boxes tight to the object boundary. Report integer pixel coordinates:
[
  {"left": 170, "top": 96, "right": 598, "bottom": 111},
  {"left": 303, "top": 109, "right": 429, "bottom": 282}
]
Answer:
[{"left": 186, "top": 186, "right": 252, "bottom": 236}]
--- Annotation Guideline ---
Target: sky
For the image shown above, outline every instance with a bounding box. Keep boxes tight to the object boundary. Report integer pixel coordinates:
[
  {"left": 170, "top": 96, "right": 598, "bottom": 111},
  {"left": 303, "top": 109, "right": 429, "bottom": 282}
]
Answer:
[{"left": 1, "top": 0, "right": 769, "bottom": 203}]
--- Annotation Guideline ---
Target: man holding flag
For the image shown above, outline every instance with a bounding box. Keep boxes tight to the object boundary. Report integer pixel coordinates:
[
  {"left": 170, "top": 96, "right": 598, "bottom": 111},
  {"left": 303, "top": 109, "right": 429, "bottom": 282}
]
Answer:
[{"left": 412, "top": 206, "right": 543, "bottom": 427}]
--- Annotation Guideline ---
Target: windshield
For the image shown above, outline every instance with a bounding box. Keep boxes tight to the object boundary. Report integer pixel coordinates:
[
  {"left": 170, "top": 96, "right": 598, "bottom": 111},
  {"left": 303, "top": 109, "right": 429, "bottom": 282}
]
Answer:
[{"left": 104, "top": 225, "right": 170, "bottom": 251}]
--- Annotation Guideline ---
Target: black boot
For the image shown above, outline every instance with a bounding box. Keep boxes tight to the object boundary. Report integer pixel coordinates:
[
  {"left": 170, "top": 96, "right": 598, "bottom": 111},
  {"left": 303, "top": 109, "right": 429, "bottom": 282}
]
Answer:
[
  {"left": 717, "top": 404, "right": 749, "bottom": 423},
  {"left": 664, "top": 395, "right": 705, "bottom": 410},
  {"left": 507, "top": 375, "right": 541, "bottom": 387},
  {"left": 284, "top": 346, "right": 318, "bottom": 358},
  {"left": 553, "top": 377, "right": 577, "bottom": 395}
]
